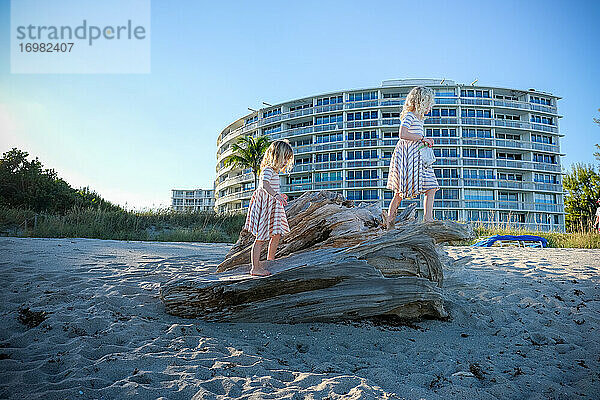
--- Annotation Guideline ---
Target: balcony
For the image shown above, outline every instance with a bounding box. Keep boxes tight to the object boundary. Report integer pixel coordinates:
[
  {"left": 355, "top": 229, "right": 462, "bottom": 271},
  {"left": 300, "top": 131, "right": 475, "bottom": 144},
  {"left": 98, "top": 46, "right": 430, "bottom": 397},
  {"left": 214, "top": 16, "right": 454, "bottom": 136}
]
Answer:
[
  {"left": 314, "top": 122, "right": 344, "bottom": 133},
  {"left": 425, "top": 117, "right": 459, "bottom": 125},
  {"left": 291, "top": 164, "right": 313, "bottom": 172},
  {"left": 460, "top": 98, "right": 493, "bottom": 106},
  {"left": 345, "top": 100, "right": 378, "bottom": 109},
  {"left": 313, "top": 161, "right": 344, "bottom": 171},
  {"left": 531, "top": 142, "right": 560, "bottom": 152},
  {"left": 346, "top": 180, "right": 379, "bottom": 188},
  {"left": 464, "top": 179, "right": 495, "bottom": 188},
  {"left": 281, "top": 183, "right": 312, "bottom": 192},
  {"left": 494, "top": 119, "right": 527, "bottom": 129},
  {"left": 433, "top": 200, "right": 461, "bottom": 208},
  {"left": 463, "top": 158, "right": 495, "bottom": 167},
  {"left": 347, "top": 139, "right": 378, "bottom": 148},
  {"left": 529, "top": 103, "right": 557, "bottom": 114},
  {"left": 462, "top": 138, "right": 493, "bottom": 147},
  {"left": 493, "top": 99, "right": 529, "bottom": 111},
  {"left": 346, "top": 160, "right": 379, "bottom": 168},
  {"left": 437, "top": 178, "right": 460, "bottom": 187},
  {"left": 346, "top": 120, "right": 378, "bottom": 129},
  {"left": 497, "top": 180, "right": 534, "bottom": 190},
  {"left": 216, "top": 189, "right": 253, "bottom": 204},
  {"left": 534, "top": 182, "right": 563, "bottom": 192},
  {"left": 461, "top": 117, "right": 494, "bottom": 126},
  {"left": 314, "top": 181, "right": 343, "bottom": 190},
  {"left": 435, "top": 158, "right": 460, "bottom": 166}
]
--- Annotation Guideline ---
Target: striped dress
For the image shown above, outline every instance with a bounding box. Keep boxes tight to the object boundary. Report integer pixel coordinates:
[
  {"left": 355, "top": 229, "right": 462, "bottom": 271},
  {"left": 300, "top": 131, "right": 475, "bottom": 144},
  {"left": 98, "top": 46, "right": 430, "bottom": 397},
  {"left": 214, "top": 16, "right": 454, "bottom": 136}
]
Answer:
[
  {"left": 244, "top": 166, "right": 290, "bottom": 241},
  {"left": 386, "top": 111, "right": 439, "bottom": 199}
]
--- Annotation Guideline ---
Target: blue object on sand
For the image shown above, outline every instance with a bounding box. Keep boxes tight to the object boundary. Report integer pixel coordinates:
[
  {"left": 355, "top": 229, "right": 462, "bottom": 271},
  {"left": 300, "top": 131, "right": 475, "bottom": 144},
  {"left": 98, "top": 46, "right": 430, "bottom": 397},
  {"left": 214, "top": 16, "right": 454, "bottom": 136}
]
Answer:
[{"left": 472, "top": 234, "right": 548, "bottom": 248}]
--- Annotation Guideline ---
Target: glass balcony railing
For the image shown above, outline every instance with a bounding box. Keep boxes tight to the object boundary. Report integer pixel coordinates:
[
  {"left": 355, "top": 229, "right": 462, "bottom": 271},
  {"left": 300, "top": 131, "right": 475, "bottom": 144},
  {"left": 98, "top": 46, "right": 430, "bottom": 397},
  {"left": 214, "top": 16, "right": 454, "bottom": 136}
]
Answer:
[{"left": 460, "top": 98, "right": 493, "bottom": 106}]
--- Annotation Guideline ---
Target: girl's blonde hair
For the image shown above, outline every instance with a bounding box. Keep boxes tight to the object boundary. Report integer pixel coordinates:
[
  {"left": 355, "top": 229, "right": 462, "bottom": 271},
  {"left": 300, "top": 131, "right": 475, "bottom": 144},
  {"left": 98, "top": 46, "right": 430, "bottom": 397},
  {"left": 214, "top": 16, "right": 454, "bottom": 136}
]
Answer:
[
  {"left": 261, "top": 139, "right": 294, "bottom": 172},
  {"left": 400, "top": 86, "right": 435, "bottom": 121}
]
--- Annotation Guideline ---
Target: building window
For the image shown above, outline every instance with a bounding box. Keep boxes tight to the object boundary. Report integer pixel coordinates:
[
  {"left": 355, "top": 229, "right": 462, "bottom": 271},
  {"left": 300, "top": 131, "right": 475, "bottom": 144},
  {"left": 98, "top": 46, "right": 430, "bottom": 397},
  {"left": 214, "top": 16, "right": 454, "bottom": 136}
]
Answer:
[
  {"left": 495, "top": 113, "right": 521, "bottom": 121},
  {"left": 464, "top": 169, "right": 495, "bottom": 179},
  {"left": 347, "top": 170, "right": 378, "bottom": 180},
  {"left": 315, "top": 152, "right": 343, "bottom": 162},
  {"left": 289, "top": 175, "right": 311, "bottom": 184},
  {"left": 462, "top": 128, "right": 492, "bottom": 138},
  {"left": 530, "top": 115, "right": 554, "bottom": 125},
  {"left": 530, "top": 96, "right": 552, "bottom": 106},
  {"left": 533, "top": 153, "right": 556, "bottom": 164},
  {"left": 534, "top": 173, "right": 557, "bottom": 184},
  {"left": 498, "top": 192, "right": 519, "bottom": 202},
  {"left": 316, "top": 95, "right": 343, "bottom": 106},
  {"left": 464, "top": 189, "right": 494, "bottom": 200},
  {"left": 461, "top": 89, "right": 490, "bottom": 98},
  {"left": 347, "top": 111, "right": 378, "bottom": 121},
  {"left": 429, "top": 108, "right": 457, "bottom": 117},
  {"left": 433, "top": 148, "right": 458, "bottom": 158},
  {"left": 316, "top": 132, "right": 343, "bottom": 143},
  {"left": 348, "top": 91, "right": 378, "bottom": 102},
  {"left": 262, "top": 108, "right": 281, "bottom": 118},
  {"left": 315, "top": 114, "right": 343, "bottom": 125},
  {"left": 463, "top": 148, "right": 492, "bottom": 158},
  {"left": 496, "top": 132, "right": 521, "bottom": 140},
  {"left": 461, "top": 109, "right": 491, "bottom": 118},
  {"left": 348, "top": 130, "right": 377, "bottom": 140},
  {"left": 295, "top": 157, "right": 311, "bottom": 164},
  {"left": 347, "top": 150, "right": 378, "bottom": 160},
  {"left": 434, "top": 168, "right": 459, "bottom": 179},
  {"left": 426, "top": 128, "right": 457, "bottom": 137},
  {"left": 382, "top": 92, "right": 403, "bottom": 99},
  {"left": 497, "top": 152, "right": 522, "bottom": 161},
  {"left": 264, "top": 125, "right": 282, "bottom": 135},
  {"left": 531, "top": 134, "right": 554, "bottom": 144},
  {"left": 435, "top": 89, "right": 456, "bottom": 97},
  {"left": 290, "top": 121, "right": 312, "bottom": 129},
  {"left": 494, "top": 94, "right": 518, "bottom": 101},
  {"left": 498, "top": 172, "right": 522, "bottom": 181},
  {"left": 289, "top": 103, "right": 312, "bottom": 111},
  {"left": 291, "top": 138, "right": 312, "bottom": 147},
  {"left": 347, "top": 189, "right": 378, "bottom": 200},
  {"left": 435, "top": 189, "right": 459, "bottom": 199},
  {"left": 314, "top": 171, "right": 342, "bottom": 182},
  {"left": 534, "top": 193, "right": 557, "bottom": 204}
]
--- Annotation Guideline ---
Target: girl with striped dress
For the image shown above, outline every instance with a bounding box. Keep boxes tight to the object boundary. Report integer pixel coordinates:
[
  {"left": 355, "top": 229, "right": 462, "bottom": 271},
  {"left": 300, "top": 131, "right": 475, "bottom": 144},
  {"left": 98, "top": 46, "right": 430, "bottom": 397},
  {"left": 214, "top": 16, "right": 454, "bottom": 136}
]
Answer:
[
  {"left": 244, "top": 140, "right": 294, "bottom": 276},
  {"left": 385, "top": 86, "right": 439, "bottom": 228}
]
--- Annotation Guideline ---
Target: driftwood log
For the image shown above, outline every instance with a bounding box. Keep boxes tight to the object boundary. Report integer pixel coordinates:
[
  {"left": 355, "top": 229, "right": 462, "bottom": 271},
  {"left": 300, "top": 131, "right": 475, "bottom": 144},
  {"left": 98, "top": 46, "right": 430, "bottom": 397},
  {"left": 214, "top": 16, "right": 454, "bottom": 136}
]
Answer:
[{"left": 159, "top": 191, "right": 473, "bottom": 323}]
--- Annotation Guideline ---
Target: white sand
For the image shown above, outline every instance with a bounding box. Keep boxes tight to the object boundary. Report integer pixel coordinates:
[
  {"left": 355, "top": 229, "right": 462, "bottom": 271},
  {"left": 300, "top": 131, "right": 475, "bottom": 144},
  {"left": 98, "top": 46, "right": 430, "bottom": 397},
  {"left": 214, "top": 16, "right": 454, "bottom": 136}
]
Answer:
[{"left": 0, "top": 237, "right": 598, "bottom": 399}]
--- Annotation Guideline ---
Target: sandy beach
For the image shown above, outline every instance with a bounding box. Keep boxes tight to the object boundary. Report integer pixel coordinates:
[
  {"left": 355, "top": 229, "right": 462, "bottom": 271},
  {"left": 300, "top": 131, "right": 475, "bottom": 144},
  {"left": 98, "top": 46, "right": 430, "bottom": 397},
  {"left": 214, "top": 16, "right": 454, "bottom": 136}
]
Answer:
[{"left": 0, "top": 237, "right": 598, "bottom": 399}]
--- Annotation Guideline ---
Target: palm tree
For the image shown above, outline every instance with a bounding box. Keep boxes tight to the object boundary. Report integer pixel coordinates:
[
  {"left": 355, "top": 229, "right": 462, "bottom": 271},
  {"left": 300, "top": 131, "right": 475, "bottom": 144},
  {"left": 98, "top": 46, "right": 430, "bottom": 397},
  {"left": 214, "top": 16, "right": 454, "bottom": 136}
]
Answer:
[{"left": 223, "top": 135, "right": 271, "bottom": 190}]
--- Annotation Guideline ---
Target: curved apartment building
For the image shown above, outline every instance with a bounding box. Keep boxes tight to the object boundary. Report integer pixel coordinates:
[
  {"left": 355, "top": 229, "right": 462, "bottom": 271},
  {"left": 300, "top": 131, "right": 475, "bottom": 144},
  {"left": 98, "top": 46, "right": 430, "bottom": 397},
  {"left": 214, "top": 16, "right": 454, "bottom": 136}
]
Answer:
[{"left": 215, "top": 79, "right": 564, "bottom": 231}]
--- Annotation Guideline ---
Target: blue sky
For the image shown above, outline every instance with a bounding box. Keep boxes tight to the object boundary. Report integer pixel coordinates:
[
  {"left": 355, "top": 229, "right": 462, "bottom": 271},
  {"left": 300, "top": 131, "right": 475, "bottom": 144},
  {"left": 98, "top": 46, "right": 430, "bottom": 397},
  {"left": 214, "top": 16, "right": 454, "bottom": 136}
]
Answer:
[{"left": 0, "top": 0, "right": 599, "bottom": 209}]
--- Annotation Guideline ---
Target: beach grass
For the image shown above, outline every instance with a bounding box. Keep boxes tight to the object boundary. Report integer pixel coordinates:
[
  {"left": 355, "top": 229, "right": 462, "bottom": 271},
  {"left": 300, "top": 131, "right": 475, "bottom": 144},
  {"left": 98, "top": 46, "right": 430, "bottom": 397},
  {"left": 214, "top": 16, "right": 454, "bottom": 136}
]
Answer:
[
  {"left": 2, "top": 206, "right": 599, "bottom": 248},
  {"left": 0, "top": 206, "right": 245, "bottom": 243}
]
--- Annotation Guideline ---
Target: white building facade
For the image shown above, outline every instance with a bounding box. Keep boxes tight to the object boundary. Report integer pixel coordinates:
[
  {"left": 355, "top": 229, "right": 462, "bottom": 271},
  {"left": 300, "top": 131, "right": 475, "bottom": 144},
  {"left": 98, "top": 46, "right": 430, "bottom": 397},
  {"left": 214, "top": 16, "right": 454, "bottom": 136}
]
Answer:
[
  {"left": 215, "top": 79, "right": 564, "bottom": 231},
  {"left": 171, "top": 189, "right": 215, "bottom": 212}
]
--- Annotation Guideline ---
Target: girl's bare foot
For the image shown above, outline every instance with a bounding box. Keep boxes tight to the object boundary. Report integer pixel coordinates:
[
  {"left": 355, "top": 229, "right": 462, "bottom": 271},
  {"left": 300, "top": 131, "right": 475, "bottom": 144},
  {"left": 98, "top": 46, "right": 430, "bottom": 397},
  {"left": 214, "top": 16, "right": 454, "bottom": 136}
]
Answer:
[{"left": 250, "top": 267, "right": 271, "bottom": 276}]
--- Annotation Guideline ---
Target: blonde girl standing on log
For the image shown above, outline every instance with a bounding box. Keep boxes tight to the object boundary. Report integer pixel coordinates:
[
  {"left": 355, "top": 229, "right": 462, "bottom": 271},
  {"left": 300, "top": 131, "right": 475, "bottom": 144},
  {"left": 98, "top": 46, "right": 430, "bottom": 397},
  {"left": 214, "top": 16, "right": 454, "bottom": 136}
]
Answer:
[
  {"left": 244, "top": 140, "right": 294, "bottom": 276},
  {"left": 385, "top": 86, "right": 439, "bottom": 228}
]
